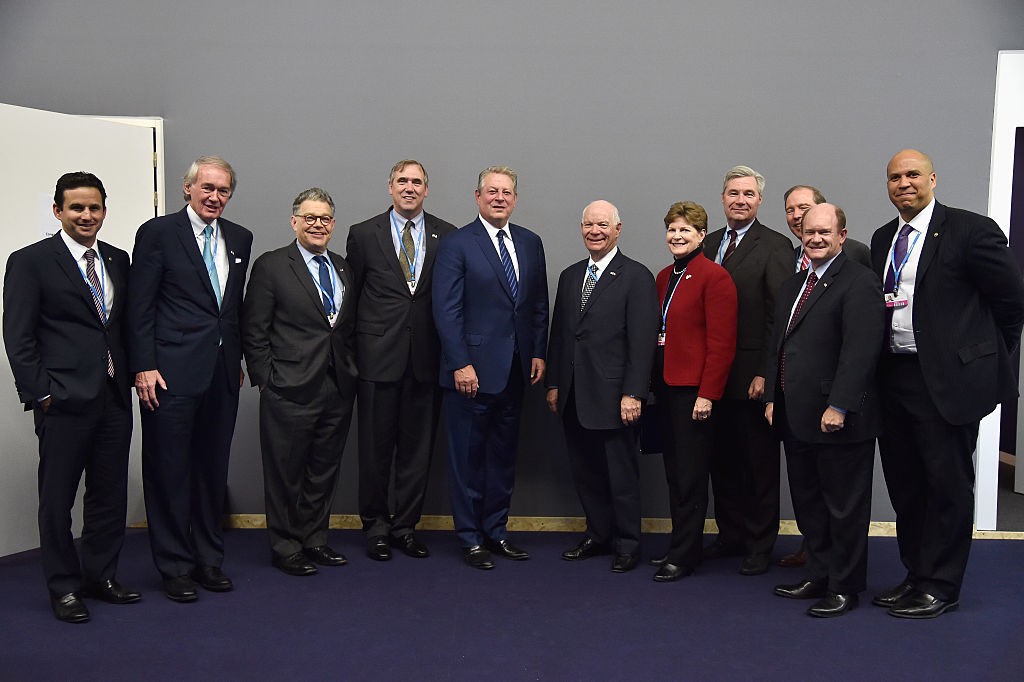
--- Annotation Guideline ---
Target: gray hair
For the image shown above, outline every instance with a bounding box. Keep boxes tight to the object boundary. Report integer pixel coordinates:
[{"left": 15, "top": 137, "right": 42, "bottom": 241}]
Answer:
[
  {"left": 182, "top": 155, "right": 236, "bottom": 201},
  {"left": 722, "top": 165, "right": 765, "bottom": 197},
  {"left": 291, "top": 187, "right": 335, "bottom": 215},
  {"left": 477, "top": 166, "right": 518, "bottom": 194},
  {"left": 389, "top": 159, "right": 429, "bottom": 187}
]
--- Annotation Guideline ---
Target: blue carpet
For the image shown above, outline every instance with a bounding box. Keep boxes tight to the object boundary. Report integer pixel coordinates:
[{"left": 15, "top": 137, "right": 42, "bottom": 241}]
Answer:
[{"left": 1, "top": 529, "right": 1023, "bottom": 680}]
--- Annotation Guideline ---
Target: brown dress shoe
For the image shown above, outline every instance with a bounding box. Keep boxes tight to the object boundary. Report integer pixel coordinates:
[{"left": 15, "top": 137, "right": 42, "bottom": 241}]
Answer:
[{"left": 777, "top": 546, "right": 806, "bottom": 568}]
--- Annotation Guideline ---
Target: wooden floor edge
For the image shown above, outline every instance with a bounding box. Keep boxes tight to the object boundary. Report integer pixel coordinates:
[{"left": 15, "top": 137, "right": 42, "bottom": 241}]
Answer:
[{"left": 128, "top": 515, "right": 1024, "bottom": 540}]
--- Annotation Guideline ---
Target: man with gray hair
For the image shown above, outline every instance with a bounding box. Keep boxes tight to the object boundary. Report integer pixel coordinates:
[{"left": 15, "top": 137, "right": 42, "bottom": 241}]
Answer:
[
  {"left": 702, "top": 165, "right": 794, "bottom": 576},
  {"left": 242, "top": 188, "right": 358, "bottom": 577}
]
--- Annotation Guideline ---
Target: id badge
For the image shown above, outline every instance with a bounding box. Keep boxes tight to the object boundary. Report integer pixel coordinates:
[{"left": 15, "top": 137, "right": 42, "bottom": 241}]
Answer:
[
  {"left": 657, "top": 332, "right": 666, "bottom": 346},
  {"left": 884, "top": 293, "right": 908, "bottom": 309}
]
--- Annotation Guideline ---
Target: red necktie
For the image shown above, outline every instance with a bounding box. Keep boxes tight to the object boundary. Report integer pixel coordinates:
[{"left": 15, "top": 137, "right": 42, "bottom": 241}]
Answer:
[
  {"left": 780, "top": 272, "right": 817, "bottom": 390},
  {"left": 722, "top": 229, "right": 738, "bottom": 263}
]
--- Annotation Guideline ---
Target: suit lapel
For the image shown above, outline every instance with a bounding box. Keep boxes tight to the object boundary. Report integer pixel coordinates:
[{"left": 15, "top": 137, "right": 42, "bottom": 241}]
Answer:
[
  {"left": 723, "top": 221, "right": 761, "bottom": 272},
  {"left": 914, "top": 202, "right": 945, "bottom": 283},
  {"left": 99, "top": 239, "right": 127, "bottom": 322},
  {"left": 288, "top": 243, "right": 332, "bottom": 327},
  {"left": 581, "top": 251, "right": 624, "bottom": 318},
  {"left": 328, "top": 250, "right": 352, "bottom": 328},
  {"left": 787, "top": 252, "right": 846, "bottom": 336},
  {"left": 418, "top": 213, "right": 444, "bottom": 292},
  {"left": 473, "top": 221, "right": 515, "bottom": 302},
  {"left": 221, "top": 221, "right": 247, "bottom": 305},
  {"left": 375, "top": 209, "right": 409, "bottom": 289},
  {"left": 172, "top": 209, "right": 219, "bottom": 309},
  {"left": 49, "top": 234, "right": 104, "bottom": 328}
]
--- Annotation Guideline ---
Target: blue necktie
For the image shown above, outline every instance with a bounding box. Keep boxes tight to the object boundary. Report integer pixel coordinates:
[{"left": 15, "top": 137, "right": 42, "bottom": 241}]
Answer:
[
  {"left": 202, "top": 224, "right": 222, "bottom": 308},
  {"left": 497, "top": 229, "right": 518, "bottom": 300},
  {"left": 314, "top": 255, "right": 335, "bottom": 315}
]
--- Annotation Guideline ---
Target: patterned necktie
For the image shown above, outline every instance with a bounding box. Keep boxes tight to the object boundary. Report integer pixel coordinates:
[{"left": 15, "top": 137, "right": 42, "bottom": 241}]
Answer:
[
  {"left": 314, "top": 255, "right": 335, "bottom": 316},
  {"left": 84, "top": 248, "right": 114, "bottom": 378},
  {"left": 580, "top": 264, "right": 598, "bottom": 312},
  {"left": 399, "top": 220, "right": 415, "bottom": 282},
  {"left": 781, "top": 272, "right": 817, "bottom": 390},
  {"left": 722, "top": 229, "right": 738, "bottom": 263},
  {"left": 203, "top": 224, "right": 222, "bottom": 308},
  {"left": 798, "top": 250, "right": 810, "bottom": 272},
  {"left": 497, "top": 230, "right": 518, "bottom": 300}
]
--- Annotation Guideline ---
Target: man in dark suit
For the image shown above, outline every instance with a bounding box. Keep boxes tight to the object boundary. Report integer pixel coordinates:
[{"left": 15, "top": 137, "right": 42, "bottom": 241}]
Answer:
[
  {"left": 242, "top": 188, "right": 357, "bottom": 577},
  {"left": 870, "top": 149, "right": 1024, "bottom": 618},
  {"left": 546, "top": 200, "right": 659, "bottom": 573},
  {"left": 346, "top": 160, "right": 455, "bottom": 562},
  {"left": 3, "top": 172, "right": 140, "bottom": 623},
  {"left": 702, "top": 165, "right": 794, "bottom": 576},
  {"left": 765, "top": 203, "right": 884, "bottom": 617},
  {"left": 432, "top": 166, "right": 549, "bottom": 570},
  {"left": 127, "top": 156, "right": 252, "bottom": 602}
]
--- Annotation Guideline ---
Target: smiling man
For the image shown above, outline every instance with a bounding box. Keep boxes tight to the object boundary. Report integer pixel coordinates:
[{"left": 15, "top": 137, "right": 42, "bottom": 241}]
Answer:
[{"left": 546, "top": 201, "right": 658, "bottom": 572}]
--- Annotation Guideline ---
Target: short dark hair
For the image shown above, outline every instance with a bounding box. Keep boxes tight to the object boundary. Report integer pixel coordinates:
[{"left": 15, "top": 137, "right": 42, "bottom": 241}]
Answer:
[
  {"left": 783, "top": 185, "right": 826, "bottom": 205},
  {"left": 54, "top": 172, "right": 107, "bottom": 208}
]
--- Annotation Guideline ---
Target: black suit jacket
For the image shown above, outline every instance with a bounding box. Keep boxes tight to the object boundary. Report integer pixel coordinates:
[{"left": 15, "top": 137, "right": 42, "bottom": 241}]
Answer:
[
  {"left": 704, "top": 220, "right": 793, "bottom": 399},
  {"left": 346, "top": 209, "right": 455, "bottom": 383},
  {"left": 4, "top": 233, "right": 131, "bottom": 409},
  {"left": 546, "top": 250, "right": 659, "bottom": 430},
  {"left": 870, "top": 201, "right": 1024, "bottom": 425},
  {"left": 127, "top": 207, "right": 252, "bottom": 395},
  {"left": 241, "top": 242, "right": 358, "bottom": 404},
  {"left": 764, "top": 252, "right": 884, "bottom": 443}
]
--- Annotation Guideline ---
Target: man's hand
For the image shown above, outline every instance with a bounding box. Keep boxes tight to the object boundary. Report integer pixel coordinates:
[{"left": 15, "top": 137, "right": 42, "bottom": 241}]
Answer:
[
  {"left": 821, "top": 407, "right": 846, "bottom": 433},
  {"left": 692, "top": 397, "right": 712, "bottom": 421},
  {"left": 546, "top": 388, "right": 559, "bottom": 414},
  {"left": 39, "top": 396, "right": 52, "bottom": 414},
  {"left": 135, "top": 370, "right": 167, "bottom": 411},
  {"left": 240, "top": 368, "right": 245, "bottom": 388},
  {"left": 748, "top": 375, "right": 765, "bottom": 400},
  {"left": 621, "top": 395, "right": 642, "bottom": 426},
  {"left": 765, "top": 402, "right": 774, "bottom": 426},
  {"left": 454, "top": 365, "right": 479, "bottom": 398},
  {"left": 530, "top": 358, "right": 546, "bottom": 385}
]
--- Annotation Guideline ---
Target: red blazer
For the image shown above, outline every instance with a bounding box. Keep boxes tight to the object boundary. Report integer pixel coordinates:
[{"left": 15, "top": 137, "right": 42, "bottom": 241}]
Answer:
[{"left": 656, "top": 252, "right": 737, "bottom": 399}]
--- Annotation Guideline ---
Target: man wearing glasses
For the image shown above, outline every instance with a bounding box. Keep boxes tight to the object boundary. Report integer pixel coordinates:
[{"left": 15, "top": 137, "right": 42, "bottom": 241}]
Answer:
[
  {"left": 128, "top": 156, "right": 253, "bottom": 602},
  {"left": 242, "top": 188, "right": 358, "bottom": 577}
]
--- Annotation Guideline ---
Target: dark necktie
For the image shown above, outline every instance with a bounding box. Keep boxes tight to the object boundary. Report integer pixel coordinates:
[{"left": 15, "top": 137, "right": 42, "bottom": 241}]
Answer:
[
  {"left": 314, "top": 255, "right": 335, "bottom": 316},
  {"left": 84, "top": 248, "right": 114, "bottom": 378},
  {"left": 883, "top": 224, "right": 915, "bottom": 335},
  {"left": 580, "top": 264, "right": 598, "bottom": 312},
  {"left": 780, "top": 271, "right": 817, "bottom": 390},
  {"left": 723, "top": 229, "right": 738, "bottom": 264},
  {"left": 497, "top": 230, "right": 518, "bottom": 300},
  {"left": 399, "top": 220, "right": 415, "bottom": 282}
]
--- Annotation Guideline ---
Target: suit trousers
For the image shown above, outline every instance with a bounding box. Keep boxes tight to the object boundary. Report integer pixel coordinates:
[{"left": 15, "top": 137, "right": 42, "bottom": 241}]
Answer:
[
  {"left": 260, "top": 373, "right": 352, "bottom": 558},
  {"left": 444, "top": 362, "right": 524, "bottom": 548},
  {"left": 709, "top": 397, "right": 781, "bottom": 554},
  {"left": 357, "top": 373, "right": 440, "bottom": 539},
  {"left": 655, "top": 383, "right": 712, "bottom": 569},
  {"left": 877, "top": 352, "right": 978, "bottom": 601},
  {"left": 562, "top": 387, "right": 641, "bottom": 556},
  {"left": 34, "top": 380, "right": 131, "bottom": 596},
  {"left": 141, "top": 349, "right": 239, "bottom": 578}
]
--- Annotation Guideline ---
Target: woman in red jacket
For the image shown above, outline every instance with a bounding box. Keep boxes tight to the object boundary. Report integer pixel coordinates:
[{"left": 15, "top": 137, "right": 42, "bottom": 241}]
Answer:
[{"left": 651, "top": 202, "right": 738, "bottom": 582}]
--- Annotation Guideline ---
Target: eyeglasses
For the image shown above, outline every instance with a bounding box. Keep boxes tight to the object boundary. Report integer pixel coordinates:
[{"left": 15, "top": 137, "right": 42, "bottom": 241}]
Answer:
[
  {"left": 196, "top": 184, "right": 232, "bottom": 199},
  {"left": 296, "top": 214, "right": 334, "bottom": 226}
]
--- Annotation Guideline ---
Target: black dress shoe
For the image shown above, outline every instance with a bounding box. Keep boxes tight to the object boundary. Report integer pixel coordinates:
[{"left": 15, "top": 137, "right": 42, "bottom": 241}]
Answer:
[
  {"left": 773, "top": 579, "right": 827, "bottom": 600},
  {"left": 739, "top": 553, "right": 770, "bottom": 576},
  {"left": 486, "top": 539, "right": 530, "bottom": 560},
  {"left": 611, "top": 553, "right": 640, "bottom": 573},
  {"left": 561, "top": 537, "right": 611, "bottom": 561},
  {"left": 273, "top": 552, "right": 318, "bottom": 576},
  {"left": 83, "top": 579, "right": 142, "bottom": 604},
  {"left": 51, "top": 593, "right": 89, "bottom": 623},
  {"left": 653, "top": 562, "right": 692, "bottom": 582},
  {"left": 871, "top": 579, "right": 916, "bottom": 607},
  {"left": 463, "top": 545, "right": 494, "bottom": 570},
  {"left": 191, "top": 565, "right": 233, "bottom": 592},
  {"left": 366, "top": 536, "right": 392, "bottom": 562},
  {"left": 702, "top": 540, "right": 743, "bottom": 560},
  {"left": 808, "top": 592, "right": 858, "bottom": 617},
  {"left": 649, "top": 553, "right": 668, "bottom": 567},
  {"left": 888, "top": 591, "right": 959, "bottom": 619},
  {"left": 163, "top": 575, "right": 199, "bottom": 602},
  {"left": 304, "top": 545, "right": 348, "bottom": 566},
  {"left": 391, "top": 533, "right": 430, "bottom": 558}
]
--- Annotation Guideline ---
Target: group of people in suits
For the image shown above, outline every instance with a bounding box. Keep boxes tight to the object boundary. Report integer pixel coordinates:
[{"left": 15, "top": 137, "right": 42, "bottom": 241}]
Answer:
[{"left": 5, "top": 149, "right": 1022, "bottom": 624}]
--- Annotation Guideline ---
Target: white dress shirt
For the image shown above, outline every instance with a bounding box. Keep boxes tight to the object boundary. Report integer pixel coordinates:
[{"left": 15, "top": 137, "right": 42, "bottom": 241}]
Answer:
[
  {"left": 479, "top": 214, "right": 520, "bottom": 279},
  {"left": 886, "top": 198, "right": 935, "bottom": 353},
  {"left": 60, "top": 229, "right": 114, "bottom": 313}
]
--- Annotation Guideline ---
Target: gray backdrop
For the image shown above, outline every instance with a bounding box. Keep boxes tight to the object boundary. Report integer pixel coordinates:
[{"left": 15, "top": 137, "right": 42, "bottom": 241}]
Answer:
[{"left": 2, "top": 0, "right": 1022, "bottom": 522}]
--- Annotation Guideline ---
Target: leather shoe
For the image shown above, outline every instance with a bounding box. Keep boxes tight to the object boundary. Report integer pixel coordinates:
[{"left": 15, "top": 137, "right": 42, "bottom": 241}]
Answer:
[
  {"left": 163, "top": 575, "right": 199, "bottom": 602},
  {"left": 739, "top": 553, "right": 770, "bottom": 576},
  {"left": 304, "top": 545, "right": 347, "bottom": 566},
  {"left": 561, "top": 537, "right": 611, "bottom": 561},
  {"left": 653, "top": 562, "right": 692, "bottom": 582},
  {"left": 391, "top": 533, "right": 430, "bottom": 558},
  {"left": 51, "top": 593, "right": 89, "bottom": 623},
  {"left": 871, "top": 580, "right": 916, "bottom": 608},
  {"left": 273, "top": 552, "right": 318, "bottom": 576},
  {"left": 649, "top": 553, "right": 668, "bottom": 566},
  {"left": 611, "top": 553, "right": 640, "bottom": 573},
  {"left": 191, "top": 565, "right": 233, "bottom": 592},
  {"left": 773, "top": 579, "right": 827, "bottom": 600},
  {"left": 366, "top": 536, "right": 392, "bottom": 562},
  {"left": 83, "top": 579, "right": 141, "bottom": 604},
  {"left": 888, "top": 591, "right": 959, "bottom": 619},
  {"left": 486, "top": 539, "right": 530, "bottom": 561},
  {"left": 777, "top": 547, "right": 806, "bottom": 568},
  {"left": 808, "top": 592, "right": 858, "bottom": 617},
  {"left": 463, "top": 545, "right": 494, "bottom": 570},
  {"left": 702, "top": 540, "right": 743, "bottom": 560}
]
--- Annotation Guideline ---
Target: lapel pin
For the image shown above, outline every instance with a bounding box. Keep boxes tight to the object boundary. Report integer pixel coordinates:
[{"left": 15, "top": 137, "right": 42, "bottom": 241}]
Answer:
[
  {"left": 431, "top": 233, "right": 438, "bottom": 239},
  {"left": 933, "top": 232, "right": 938, "bottom": 237},
  {"left": 685, "top": 274, "right": 692, "bottom": 279},
  {"left": 610, "top": 271, "right": 617, "bottom": 276}
]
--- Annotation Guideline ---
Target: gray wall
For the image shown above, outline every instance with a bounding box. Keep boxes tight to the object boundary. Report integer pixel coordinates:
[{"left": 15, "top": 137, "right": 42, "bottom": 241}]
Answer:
[{"left": 2, "top": 1, "right": 1022, "bottom": 522}]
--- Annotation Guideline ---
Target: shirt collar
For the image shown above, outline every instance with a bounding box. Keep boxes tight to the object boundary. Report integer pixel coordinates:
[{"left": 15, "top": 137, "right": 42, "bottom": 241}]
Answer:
[
  {"left": 588, "top": 246, "right": 618, "bottom": 271},
  {"left": 392, "top": 208, "right": 424, "bottom": 230},
  {"left": 809, "top": 252, "right": 841, "bottom": 279},
  {"left": 59, "top": 229, "right": 98, "bottom": 261},
  {"left": 186, "top": 204, "right": 218, "bottom": 235},
  {"left": 479, "top": 214, "right": 511, "bottom": 237},
  {"left": 295, "top": 239, "right": 328, "bottom": 266},
  {"left": 728, "top": 220, "right": 755, "bottom": 237},
  {"left": 902, "top": 197, "right": 936, "bottom": 234}
]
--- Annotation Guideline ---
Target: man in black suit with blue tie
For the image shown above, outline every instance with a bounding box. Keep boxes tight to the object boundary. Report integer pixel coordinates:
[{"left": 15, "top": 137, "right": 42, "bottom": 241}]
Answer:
[
  {"left": 128, "top": 156, "right": 252, "bottom": 602},
  {"left": 4, "top": 172, "right": 139, "bottom": 622}
]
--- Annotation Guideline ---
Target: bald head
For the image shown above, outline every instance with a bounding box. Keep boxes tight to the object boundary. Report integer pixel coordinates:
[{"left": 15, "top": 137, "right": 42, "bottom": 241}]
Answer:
[
  {"left": 581, "top": 200, "right": 622, "bottom": 260},
  {"left": 887, "top": 149, "right": 936, "bottom": 221}
]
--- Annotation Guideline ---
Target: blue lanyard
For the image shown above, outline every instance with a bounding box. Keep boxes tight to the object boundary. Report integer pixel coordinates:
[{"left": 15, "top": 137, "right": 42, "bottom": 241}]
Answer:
[
  {"left": 586, "top": 264, "right": 600, "bottom": 285},
  {"left": 889, "top": 228, "right": 922, "bottom": 293},
  {"left": 311, "top": 256, "right": 338, "bottom": 316},
  {"left": 661, "top": 267, "right": 686, "bottom": 333},
  {"left": 391, "top": 211, "right": 424, "bottom": 283},
  {"left": 75, "top": 252, "right": 108, "bottom": 323}
]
